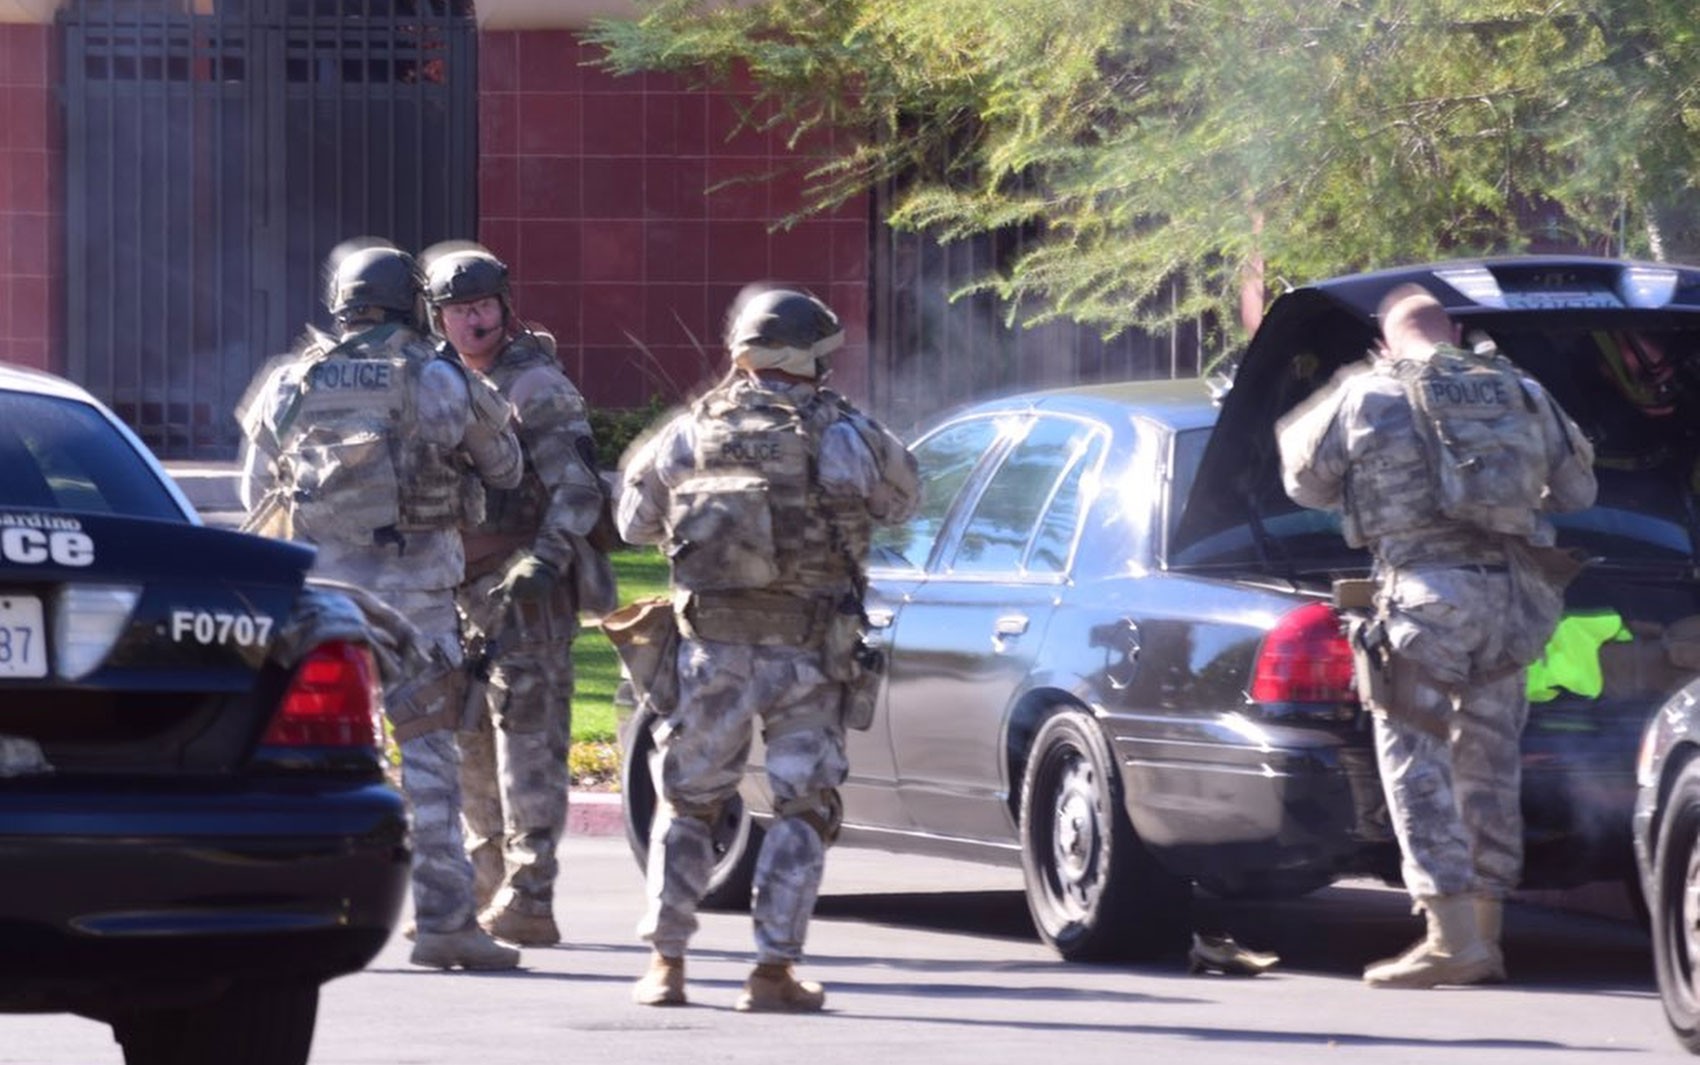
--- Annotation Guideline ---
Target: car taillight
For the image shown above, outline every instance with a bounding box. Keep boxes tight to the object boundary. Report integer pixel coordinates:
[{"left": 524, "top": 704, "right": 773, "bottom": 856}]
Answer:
[
  {"left": 263, "top": 640, "right": 382, "bottom": 748},
  {"left": 1249, "top": 601, "right": 1359, "bottom": 706}
]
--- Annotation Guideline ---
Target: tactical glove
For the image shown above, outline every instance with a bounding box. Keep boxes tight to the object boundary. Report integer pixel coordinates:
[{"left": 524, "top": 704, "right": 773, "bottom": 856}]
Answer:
[{"left": 494, "top": 553, "right": 559, "bottom": 604}]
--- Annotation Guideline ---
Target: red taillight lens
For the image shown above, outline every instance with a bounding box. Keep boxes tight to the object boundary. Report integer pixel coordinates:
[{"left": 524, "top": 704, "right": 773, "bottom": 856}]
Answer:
[
  {"left": 263, "top": 640, "right": 382, "bottom": 748},
  {"left": 1249, "top": 601, "right": 1359, "bottom": 704}
]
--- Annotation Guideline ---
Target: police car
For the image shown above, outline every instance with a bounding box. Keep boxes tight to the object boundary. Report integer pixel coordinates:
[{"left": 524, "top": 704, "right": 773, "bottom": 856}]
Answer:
[{"left": 0, "top": 363, "right": 406, "bottom": 1065}]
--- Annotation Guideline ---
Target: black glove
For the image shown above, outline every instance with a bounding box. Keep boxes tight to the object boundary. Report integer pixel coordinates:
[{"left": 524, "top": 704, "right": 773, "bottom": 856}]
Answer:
[{"left": 493, "top": 553, "right": 559, "bottom": 605}]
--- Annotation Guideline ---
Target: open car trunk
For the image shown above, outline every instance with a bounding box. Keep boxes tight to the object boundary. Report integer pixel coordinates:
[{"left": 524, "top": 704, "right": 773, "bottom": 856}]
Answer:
[{"left": 1169, "top": 258, "right": 1700, "bottom": 847}]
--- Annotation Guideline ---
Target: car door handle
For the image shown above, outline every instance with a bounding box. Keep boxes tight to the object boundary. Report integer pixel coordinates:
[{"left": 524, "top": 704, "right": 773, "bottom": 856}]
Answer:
[
  {"left": 865, "top": 607, "right": 894, "bottom": 629},
  {"left": 994, "top": 614, "right": 1029, "bottom": 637}
]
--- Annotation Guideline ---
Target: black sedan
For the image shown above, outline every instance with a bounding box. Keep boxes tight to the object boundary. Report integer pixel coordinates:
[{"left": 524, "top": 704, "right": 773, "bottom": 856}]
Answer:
[
  {"left": 0, "top": 363, "right": 407, "bottom": 1065},
  {"left": 623, "top": 256, "right": 1700, "bottom": 962},
  {"left": 1636, "top": 677, "right": 1700, "bottom": 1053}
]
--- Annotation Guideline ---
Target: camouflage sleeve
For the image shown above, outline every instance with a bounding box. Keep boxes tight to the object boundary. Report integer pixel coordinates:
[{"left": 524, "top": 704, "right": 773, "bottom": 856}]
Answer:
[
  {"left": 419, "top": 358, "right": 522, "bottom": 491},
  {"left": 616, "top": 412, "right": 694, "bottom": 547},
  {"left": 1276, "top": 367, "right": 1356, "bottom": 511},
  {"left": 234, "top": 363, "right": 295, "bottom": 512},
  {"left": 508, "top": 365, "right": 605, "bottom": 570},
  {"left": 1530, "top": 380, "right": 1598, "bottom": 514},
  {"left": 820, "top": 413, "right": 920, "bottom": 525}
]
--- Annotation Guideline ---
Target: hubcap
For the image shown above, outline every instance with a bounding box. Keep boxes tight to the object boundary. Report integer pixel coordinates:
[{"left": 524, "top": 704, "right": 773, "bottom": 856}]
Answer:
[{"left": 1049, "top": 753, "right": 1101, "bottom": 912}]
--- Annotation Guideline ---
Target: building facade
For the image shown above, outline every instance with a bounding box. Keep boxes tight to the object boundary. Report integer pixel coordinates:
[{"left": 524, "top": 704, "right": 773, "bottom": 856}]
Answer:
[{"left": 0, "top": 0, "right": 1187, "bottom": 457}]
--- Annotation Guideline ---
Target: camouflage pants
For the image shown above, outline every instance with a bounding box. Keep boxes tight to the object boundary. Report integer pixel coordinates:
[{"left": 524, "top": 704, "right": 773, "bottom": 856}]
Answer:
[
  {"left": 1374, "top": 567, "right": 1531, "bottom": 900},
  {"left": 382, "top": 589, "right": 478, "bottom": 935},
  {"left": 456, "top": 569, "right": 577, "bottom": 917},
  {"left": 637, "top": 639, "right": 847, "bottom": 964}
]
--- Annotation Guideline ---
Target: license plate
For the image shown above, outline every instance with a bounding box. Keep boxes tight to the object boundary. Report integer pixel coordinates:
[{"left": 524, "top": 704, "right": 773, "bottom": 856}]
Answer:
[{"left": 0, "top": 595, "right": 47, "bottom": 678}]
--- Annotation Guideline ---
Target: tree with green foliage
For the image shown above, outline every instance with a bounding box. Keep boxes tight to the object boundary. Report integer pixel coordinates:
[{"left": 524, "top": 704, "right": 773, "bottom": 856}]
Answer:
[{"left": 589, "top": 1, "right": 1700, "bottom": 347}]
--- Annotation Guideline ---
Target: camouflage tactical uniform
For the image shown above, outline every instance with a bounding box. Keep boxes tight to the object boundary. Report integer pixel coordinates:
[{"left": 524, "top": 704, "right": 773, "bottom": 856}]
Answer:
[
  {"left": 618, "top": 374, "right": 919, "bottom": 974},
  {"left": 239, "top": 322, "right": 523, "bottom": 943},
  {"left": 1278, "top": 334, "right": 1595, "bottom": 987},
  {"left": 454, "top": 329, "right": 610, "bottom": 931}
]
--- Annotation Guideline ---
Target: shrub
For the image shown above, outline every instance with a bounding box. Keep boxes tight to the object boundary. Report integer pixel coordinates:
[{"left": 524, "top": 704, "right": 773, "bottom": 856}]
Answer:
[{"left": 588, "top": 399, "right": 672, "bottom": 469}]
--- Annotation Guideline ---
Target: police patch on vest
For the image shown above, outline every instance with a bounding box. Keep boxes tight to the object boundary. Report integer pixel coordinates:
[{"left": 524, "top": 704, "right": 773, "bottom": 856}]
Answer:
[
  {"left": 1423, "top": 376, "right": 1510, "bottom": 410},
  {"left": 306, "top": 359, "right": 394, "bottom": 391},
  {"left": 1398, "top": 348, "right": 1548, "bottom": 539}
]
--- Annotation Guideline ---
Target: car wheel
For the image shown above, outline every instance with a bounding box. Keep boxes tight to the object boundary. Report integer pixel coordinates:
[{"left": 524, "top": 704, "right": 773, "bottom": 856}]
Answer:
[
  {"left": 619, "top": 703, "right": 763, "bottom": 912},
  {"left": 1018, "top": 709, "right": 1191, "bottom": 962},
  {"left": 113, "top": 981, "right": 317, "bottom": 1065},
  {"left": 1653, "top": 759, "right": 1700, "bottom": 1053}
]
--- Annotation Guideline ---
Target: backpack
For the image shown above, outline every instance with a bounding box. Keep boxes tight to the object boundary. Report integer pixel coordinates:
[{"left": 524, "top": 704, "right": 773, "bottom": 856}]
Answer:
[{"left": 1394, "top": 344, "right": 1549, "bottom": 539}]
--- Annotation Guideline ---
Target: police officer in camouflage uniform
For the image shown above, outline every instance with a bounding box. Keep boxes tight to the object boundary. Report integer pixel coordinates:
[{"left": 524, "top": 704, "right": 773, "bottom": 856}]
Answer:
[
  {"left": 237, "top": 238, "right": 525, "bottom": 971},
  {"left": 1277, "top": 284, "right": 1597, "bottom": 988},
  {"left": 421, "top": 242, "right": 613, "bottom": 948},
  {"left": 617, "top": 287, "right": 920, "bottom": 1012}
]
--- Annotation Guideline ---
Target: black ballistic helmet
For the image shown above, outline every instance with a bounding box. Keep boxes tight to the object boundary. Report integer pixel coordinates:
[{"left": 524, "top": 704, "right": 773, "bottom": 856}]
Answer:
[
  {"left": 323, "top": 237, "right": 421, "bottom": 319},
  {"left": 728, "top": 288, "right": 842, "bottom": 351},
  {"left": 421, "top": 241, "right": 511, "bottom": 307}
]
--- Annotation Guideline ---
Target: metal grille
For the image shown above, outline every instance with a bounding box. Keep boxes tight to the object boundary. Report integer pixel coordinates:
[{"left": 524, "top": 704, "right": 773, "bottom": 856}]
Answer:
[
  {"left": 61, "top": 0, "right": 476, "bottom": 458},
  {"left": 870, "top": 185, "right": 1202, "bottom": 435}
]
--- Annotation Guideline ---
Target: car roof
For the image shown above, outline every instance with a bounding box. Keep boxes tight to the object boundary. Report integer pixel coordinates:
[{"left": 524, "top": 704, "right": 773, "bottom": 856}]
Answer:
[
  {"left": 0, "top": 361, "right": 103, "bottom": 403},
  {"left": 935, "top": 377, "right": 1221, "bottom": 434}
]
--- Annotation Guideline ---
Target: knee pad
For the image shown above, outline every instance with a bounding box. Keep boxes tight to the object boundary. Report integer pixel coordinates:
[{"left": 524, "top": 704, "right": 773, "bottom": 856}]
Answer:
[
  {"left": 667, "top": 795, "right": 726, "bottom": 830},
  {"left": 774, "top": 787, "right": 842, "bottom": 846}
]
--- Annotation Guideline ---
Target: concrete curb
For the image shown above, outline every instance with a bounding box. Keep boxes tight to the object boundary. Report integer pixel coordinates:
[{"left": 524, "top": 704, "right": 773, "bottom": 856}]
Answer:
[{"left": 568, "top": 791, "right": 625, "bottom": 838}]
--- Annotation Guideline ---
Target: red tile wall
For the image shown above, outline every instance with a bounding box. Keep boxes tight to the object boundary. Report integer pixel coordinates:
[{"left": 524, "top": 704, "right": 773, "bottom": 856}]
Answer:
[
  {"left": 0, "top": 24, "right": 62, "bottom": 373},
  {"left": 478, "top": 31, "right": 870, "bottom": 409}
]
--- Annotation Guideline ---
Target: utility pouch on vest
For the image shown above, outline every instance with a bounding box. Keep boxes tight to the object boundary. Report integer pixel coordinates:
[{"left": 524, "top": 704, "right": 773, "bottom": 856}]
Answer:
[
  {"left": 290, "top": 430, "right": 403, "bottom": 545},
  {"left": 602, "top": 595, "right": 681, "bottom": 718},
  {"left": 666, "top": 474, "right": 779, "bottom": 592}
]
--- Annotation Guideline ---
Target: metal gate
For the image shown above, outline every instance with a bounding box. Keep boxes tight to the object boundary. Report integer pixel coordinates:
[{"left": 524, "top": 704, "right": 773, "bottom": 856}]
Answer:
[{"left": 61, "top": 0, "right": 477, "bottom": 458}]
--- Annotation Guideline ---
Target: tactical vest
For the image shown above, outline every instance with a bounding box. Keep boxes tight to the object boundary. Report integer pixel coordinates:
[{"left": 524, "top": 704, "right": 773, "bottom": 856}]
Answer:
[
  {"left": 276, "top": 327, "right": 464, "bottom": 547},
  {"left": 473, "top": 334, "right": 556, "bottom": 536},
  {"left": 1394, "top": 345, "right": 1548, "bottom": 539},
  {"left": 666, "top": 381, "right": 870, "bottom": 597}
]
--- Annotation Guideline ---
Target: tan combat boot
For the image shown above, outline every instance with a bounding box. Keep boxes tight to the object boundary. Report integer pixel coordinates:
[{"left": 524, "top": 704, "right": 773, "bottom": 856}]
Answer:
[
  {"left": 735, "top": 963, "right": 826, "bottom": 1013},
  {"left": 632, "top": 952, "right": 687, "bottom": 1006},
  {"left": 1363, "top": 894, "right": 1496, "bottom": 989},
  {"left": 481, "top": 905, "right": 561, "bottom": 947},
  {"left": 410, "top": 923, "right": 522, "bottom": 971},
  {"left": 1475, "top": 895, "right": 1507, "bottom": 983}
]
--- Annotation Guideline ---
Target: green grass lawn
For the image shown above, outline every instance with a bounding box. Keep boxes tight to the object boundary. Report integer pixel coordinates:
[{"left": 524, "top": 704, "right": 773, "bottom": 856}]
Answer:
[{"left": 572, "top": 546, "right": 669, "bottom": 744}]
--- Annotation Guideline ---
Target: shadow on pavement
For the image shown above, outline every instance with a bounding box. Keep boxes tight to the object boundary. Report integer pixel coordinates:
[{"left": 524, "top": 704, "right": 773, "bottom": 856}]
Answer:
[{"left": 814, "top": 878, "right": 1653, "bottom": 990}]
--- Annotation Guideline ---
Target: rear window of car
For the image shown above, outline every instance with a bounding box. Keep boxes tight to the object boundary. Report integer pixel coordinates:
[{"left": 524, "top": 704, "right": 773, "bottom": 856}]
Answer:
[{"left": 0, "top": 392, "right": 185, "bottom": 520}]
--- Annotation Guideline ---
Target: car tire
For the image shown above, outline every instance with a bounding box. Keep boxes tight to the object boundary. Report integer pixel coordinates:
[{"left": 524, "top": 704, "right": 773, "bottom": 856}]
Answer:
[
  {"left": 1652, "top": 758, "right": 1700, "bottom": 1053},
  {"left": 619, "top": 703, "right": 763, "bottom": 912},
  {"left": 113, "top": 981, "right": 317, "bottom": 1065},
  {"left": 1018, "top": 709, "right": 1191, "bottom": 962}
]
